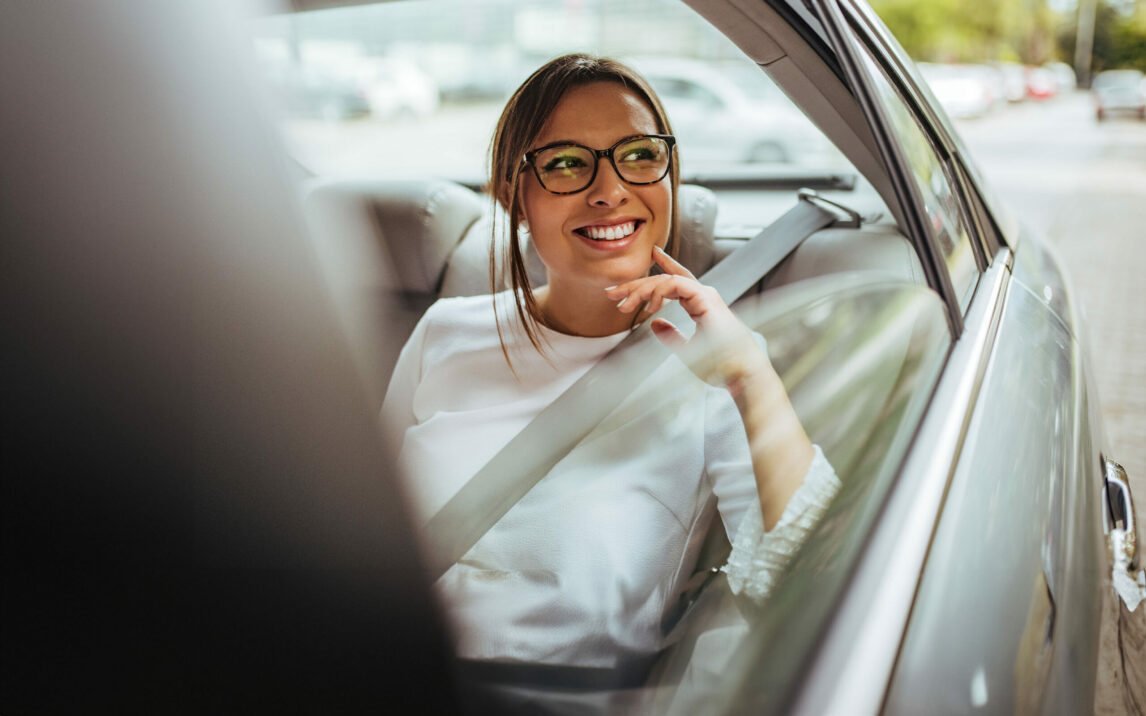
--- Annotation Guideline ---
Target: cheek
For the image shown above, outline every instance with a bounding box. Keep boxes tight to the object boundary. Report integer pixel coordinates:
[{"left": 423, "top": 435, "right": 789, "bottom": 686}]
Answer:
[
  {"left": 644, "top": 185, "right": 673, "bottom": 242},
  {"left": 519, "top": 186, "right": 571, "bottom": 256}
]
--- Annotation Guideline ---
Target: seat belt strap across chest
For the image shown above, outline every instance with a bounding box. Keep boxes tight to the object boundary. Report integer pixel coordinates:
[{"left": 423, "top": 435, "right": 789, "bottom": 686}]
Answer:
[{"left": 422, "top": 193, "right": 840, "bottom": 581}]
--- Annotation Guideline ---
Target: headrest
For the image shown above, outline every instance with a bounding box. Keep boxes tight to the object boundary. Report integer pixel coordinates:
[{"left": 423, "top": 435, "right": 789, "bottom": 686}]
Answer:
[
  {"left": 303, "top": 178, "right": 484, "bottom": 295},
  {"left": 302, "top": 178, "right": 718, "bottom": 300},
  {"left": 440, "top": 183, "right": 719, "bottom": 297}
]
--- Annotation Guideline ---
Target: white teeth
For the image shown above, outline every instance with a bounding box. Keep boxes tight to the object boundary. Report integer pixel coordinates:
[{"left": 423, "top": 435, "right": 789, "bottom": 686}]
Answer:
[{"left": 584, "top": 221, "right": 636, "bottom": 241}]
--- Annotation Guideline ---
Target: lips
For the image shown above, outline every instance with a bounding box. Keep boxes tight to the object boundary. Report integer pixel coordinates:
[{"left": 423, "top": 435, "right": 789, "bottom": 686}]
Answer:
[{"left": 574, "top": 219, "right": 644, "bottom": 241}]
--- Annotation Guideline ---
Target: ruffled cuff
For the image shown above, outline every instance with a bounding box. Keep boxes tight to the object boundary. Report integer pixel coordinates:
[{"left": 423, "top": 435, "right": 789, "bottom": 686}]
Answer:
[{"left": 722, "top": 445, "right": 840, "bottom": 604}]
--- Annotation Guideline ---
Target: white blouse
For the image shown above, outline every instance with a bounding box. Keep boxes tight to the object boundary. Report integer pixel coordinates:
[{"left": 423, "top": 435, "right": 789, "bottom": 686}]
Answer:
[{"left": 382, "top": 292, "right": 839, "bottom": 670}]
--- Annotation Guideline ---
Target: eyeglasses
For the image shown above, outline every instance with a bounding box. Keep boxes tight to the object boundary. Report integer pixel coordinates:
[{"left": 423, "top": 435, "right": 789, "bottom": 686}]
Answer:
[{"left": 523, "top": 134, "right": 676, "bottom": 195}]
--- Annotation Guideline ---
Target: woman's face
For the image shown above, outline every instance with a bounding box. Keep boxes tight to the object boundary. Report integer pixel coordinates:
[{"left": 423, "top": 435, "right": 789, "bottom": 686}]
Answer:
[{"left": 519, "top": 81, "right": 672, "bottom": 293}]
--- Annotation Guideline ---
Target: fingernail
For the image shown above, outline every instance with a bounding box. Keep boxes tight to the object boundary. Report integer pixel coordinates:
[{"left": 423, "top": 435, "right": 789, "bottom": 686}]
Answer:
[
  {"left": 617, "top": 297, "right": 628, "bottom": 309},
  {"left": 604, "top": 285, "right": 617, "bottom": 291}
]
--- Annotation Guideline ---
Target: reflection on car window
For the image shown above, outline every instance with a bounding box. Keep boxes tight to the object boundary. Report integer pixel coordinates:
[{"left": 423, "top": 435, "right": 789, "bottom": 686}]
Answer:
[
  {"left": 854, "top": 42, "right": 980, "bottom": 311},
  {"left": 648, "top": 279, "right": 950, "bottom": 712}
]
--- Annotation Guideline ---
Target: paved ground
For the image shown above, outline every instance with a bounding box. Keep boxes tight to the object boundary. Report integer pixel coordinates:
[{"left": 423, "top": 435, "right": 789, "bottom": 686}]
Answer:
[
  {"left": 954, "top": 92, "right": 1146, "bottom": 491},
  {"left": 955, "top": 91, "right": 1146, "bottom": 715}
]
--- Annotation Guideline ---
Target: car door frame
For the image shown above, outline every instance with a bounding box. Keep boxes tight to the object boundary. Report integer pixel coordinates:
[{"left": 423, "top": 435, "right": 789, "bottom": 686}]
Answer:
[{"left": 745, "top": 0, "right": 1017, "bottom": 713}]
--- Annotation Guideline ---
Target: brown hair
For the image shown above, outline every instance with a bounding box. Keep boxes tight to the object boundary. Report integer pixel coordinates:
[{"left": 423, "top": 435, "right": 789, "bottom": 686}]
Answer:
[{"left": 487, "top": 54, "right": 680, "bottom": 367}]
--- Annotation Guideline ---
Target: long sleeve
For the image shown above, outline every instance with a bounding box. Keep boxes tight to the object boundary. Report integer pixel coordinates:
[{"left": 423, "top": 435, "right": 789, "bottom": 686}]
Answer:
[
  {"left": 721, "top": 445, "right": 839, "bottom": 603},
  {"left": 380, "top": 306, "right": 431, "bottom": 449}
]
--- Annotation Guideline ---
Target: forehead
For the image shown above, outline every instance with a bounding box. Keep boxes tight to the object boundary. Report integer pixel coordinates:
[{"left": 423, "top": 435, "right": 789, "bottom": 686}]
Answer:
[{"left": 535, "top": 81, "right": 660, "bottom": 148}]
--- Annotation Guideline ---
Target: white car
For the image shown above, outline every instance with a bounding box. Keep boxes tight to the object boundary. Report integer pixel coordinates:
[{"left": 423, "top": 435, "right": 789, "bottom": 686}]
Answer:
[
  {"left": 917, "top": 63, "right": 997, "bottom": 119},
  {"left": 627, "top": 56, "right": 837, "bottom": 168},
  {"left": 357, "top": 57, "right": 439, "bottom": 120}
]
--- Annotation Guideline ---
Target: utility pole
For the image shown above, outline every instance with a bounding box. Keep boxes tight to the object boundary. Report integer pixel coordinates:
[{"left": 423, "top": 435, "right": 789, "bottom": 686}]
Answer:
[{"left": 1074, "top": 0, "right": 1098, "bottom": 88}]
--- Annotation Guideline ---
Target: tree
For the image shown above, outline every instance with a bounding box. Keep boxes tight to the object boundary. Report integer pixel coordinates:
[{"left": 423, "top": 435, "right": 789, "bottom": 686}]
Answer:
[
  {"left": 1058, "top": 0, "right": 1146, "bottom": 83},
  {"left": 871, "top": 0, "right": 1055, "bottom": 63}
]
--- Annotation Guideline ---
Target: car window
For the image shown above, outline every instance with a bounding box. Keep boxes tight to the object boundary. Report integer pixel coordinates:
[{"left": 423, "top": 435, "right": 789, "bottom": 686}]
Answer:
[
  {"left": 249, "top": 0, "right": 859, "bottom": 237},
  {"left": 849, "top": 37, "right": 981, "bottom": 312},
  {"left": 671, "top": 278, "right": 951, "bottom": 713},
  {"left": 649, "top": 77, "right": 723, "bottom": 108}
]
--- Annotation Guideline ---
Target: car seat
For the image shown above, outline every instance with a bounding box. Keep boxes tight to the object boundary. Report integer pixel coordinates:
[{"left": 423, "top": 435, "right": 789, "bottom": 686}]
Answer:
[{"left": 302, "top": 178, "right": 719, "bottom": 406}]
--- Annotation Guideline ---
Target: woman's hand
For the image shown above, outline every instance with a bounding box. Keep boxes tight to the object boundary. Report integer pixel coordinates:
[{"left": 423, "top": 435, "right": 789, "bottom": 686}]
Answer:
[
  {"left": 605, "top": 245, "right": 815, "bottom": 530},
  {"left": 604, "top": 245, "right": 767, "bottom": 396}
]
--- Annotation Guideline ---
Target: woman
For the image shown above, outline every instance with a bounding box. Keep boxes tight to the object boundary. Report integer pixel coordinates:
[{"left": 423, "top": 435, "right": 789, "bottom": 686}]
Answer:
[{"left": 383, "top": 54, "right": 838, "bottom": 680}]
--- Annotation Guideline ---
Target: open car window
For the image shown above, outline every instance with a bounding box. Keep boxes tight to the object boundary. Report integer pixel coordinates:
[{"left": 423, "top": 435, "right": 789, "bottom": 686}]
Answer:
[{"left": 836, "top": 16, "right": 982, "bottom": 312}]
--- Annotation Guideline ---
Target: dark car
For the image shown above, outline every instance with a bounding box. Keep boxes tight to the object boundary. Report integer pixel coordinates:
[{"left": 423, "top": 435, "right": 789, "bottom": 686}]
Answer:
[{"left": 2, "top": 0, "right": 1138, "bottom": 714}]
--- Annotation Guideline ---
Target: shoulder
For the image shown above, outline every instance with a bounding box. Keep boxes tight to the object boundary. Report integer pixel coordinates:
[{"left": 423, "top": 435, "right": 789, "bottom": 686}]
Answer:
[
  {"left": 414, "top": 291, "right": 523, "bottom": 368},
  {"left": 416, "top": 293, "right": 500, "bottom": 349},
  {"left": 420, "top": 292, "right": 499, "bottom": 331}
]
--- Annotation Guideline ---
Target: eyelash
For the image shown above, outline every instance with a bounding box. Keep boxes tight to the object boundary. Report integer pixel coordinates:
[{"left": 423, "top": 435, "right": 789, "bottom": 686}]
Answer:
[{"left": 543, "top": 156, "right": 585, "bottom": 171}]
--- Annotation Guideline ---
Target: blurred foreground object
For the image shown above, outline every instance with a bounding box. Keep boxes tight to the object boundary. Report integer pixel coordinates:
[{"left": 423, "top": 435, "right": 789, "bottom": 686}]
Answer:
[{"left": 0, "top": 1, "right": 455, "bottom": 712}]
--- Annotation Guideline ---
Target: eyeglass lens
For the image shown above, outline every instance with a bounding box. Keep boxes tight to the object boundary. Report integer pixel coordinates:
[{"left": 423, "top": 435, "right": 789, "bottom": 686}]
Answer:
[{"left": 532, "top": 136, "right": 671, "bottom": 193}]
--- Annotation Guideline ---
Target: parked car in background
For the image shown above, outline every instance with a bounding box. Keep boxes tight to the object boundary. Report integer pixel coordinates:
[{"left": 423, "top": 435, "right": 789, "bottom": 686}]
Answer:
[
  {"left": 997, "top": 61, "right": 1029, "bottom": 102},
  {"left": 1044, "top": 60, "right": 1078, "bottom": 93},
  {"left": 356, "top": 57, "right": 439, "bottom": 120},
  {"left": 1092, "top": 69, "right": 1146, "bottom": 121},
  {"left": 627, "top": 56, "right": 839, "bottom": 167},
  {"left": 917, "top": 63, "right": 997, "bottom": 118},
  {"left": 3, "top": 0, "right": 1139, "bottom": 714},
  {"left": 262, "top": 63, "right": 371, "bottom": 120},
  {"left": 1025, "top": 65, "right": 1058, "bottom": 99}
]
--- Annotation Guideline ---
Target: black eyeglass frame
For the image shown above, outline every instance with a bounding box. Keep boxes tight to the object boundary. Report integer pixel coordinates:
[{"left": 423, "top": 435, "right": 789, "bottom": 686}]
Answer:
[{"left": 522, "top": 133, "right": 677, "bottom": 195}]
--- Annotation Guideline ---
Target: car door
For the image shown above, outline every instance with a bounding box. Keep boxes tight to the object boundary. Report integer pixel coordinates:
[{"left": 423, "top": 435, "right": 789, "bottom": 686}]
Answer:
[
  {"left": 719, "top": 0, "right": 1023, "bottom": 712},
  {"left": 789, "top": 1, "right": 1107, "bottom": 714}
]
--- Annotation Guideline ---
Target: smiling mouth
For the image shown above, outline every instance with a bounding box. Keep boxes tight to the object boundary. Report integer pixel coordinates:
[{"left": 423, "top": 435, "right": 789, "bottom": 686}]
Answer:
[{"left": 575, "top": 220, "right": 642, "bottom": 241}]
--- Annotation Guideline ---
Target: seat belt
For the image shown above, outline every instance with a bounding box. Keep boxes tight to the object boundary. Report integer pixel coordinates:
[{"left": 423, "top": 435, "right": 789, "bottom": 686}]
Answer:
[{"left": 422, "top": 191, "right": 842, "bottom": 580}]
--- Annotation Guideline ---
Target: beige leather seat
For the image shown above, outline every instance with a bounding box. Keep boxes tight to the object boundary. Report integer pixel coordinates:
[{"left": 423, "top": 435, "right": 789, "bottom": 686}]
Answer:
[{"left": 302, "top": 178, "right": 719, "bottom": 405}]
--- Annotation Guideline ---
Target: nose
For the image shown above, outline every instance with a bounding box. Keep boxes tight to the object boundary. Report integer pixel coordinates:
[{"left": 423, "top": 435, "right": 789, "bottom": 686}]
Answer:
[{"left": 585, "top": 156, "right": 628, "bottom": 208}]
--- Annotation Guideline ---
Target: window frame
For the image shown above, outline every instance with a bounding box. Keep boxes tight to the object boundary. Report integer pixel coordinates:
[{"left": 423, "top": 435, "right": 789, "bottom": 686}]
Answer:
[
  {"left": 843, "top": 0, "right": 1007, "bottom": 264},
  {"left": 805, "top": 0, "right": 991, "bottom": 337}
]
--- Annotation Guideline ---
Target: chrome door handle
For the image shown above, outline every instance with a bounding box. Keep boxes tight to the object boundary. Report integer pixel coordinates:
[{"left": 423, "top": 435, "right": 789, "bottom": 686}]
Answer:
[
  {"left": 1105, "top": 457, "right": 1138, "bottom": 572},
  {"left": 1104, "top": 457, "right": 1146, "bottom": 611}
]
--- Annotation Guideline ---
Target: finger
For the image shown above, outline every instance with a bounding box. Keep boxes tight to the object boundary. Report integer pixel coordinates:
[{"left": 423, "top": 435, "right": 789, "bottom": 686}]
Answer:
[
  {"left": 604, "top": 271, "right": 674, "bottom": 300},
  {"left": 622, "top": 275, "right": 706, "bottom": 314},
  {"left": 614, "top": 275, "right": 677, "bottom": 313},
  {"left": 652, "top": 245, "right": 696, "bottom": 280},
  {"left": 643, "top": 276, "right": 721, "bottom": 321},
  {"left": 650, "top": 318, "right": 687, "bottom": 349}
]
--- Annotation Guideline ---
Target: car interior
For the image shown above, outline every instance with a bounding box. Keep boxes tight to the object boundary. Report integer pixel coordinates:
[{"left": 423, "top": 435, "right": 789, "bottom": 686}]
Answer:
[{"left": 300, "top": 177, "right": 927, "bottom": 407}]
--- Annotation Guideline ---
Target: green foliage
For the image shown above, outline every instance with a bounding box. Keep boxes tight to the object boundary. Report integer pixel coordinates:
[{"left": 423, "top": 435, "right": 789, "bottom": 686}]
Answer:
[
  {"left": 1107, "top": 17, "right": 1146, "bottom": 70},
  {"left": 872, "top": 0, "right": 1146, "bottom": 78},
  {"left": 1057, "top": 1, "right": 1146, "bottom": 76},
  {"left": 870, "top": 0, "right": 1056, "bottom": 63}
]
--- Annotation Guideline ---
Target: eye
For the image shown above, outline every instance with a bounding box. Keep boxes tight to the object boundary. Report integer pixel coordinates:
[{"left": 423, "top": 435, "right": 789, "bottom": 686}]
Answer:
[
  {"left": 619, "top": 146, "right": 657, "bottom": 163},
  {"left": 541, "top": 153, "right": 588, "bottom": 173}
]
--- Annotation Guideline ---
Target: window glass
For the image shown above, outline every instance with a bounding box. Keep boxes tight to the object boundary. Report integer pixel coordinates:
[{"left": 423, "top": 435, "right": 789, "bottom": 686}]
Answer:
[
  {"left": 661, "top": 280, "right": 950, "bottom": 712},
  {"left": 249, "top": 0, "right": 855, "bottom": 236},
  {"left": 453, "top": 280, "right": 950, "bottom": 711},
  {"left": 853, "top": 41, "right": 980, "bottom": 311}
]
